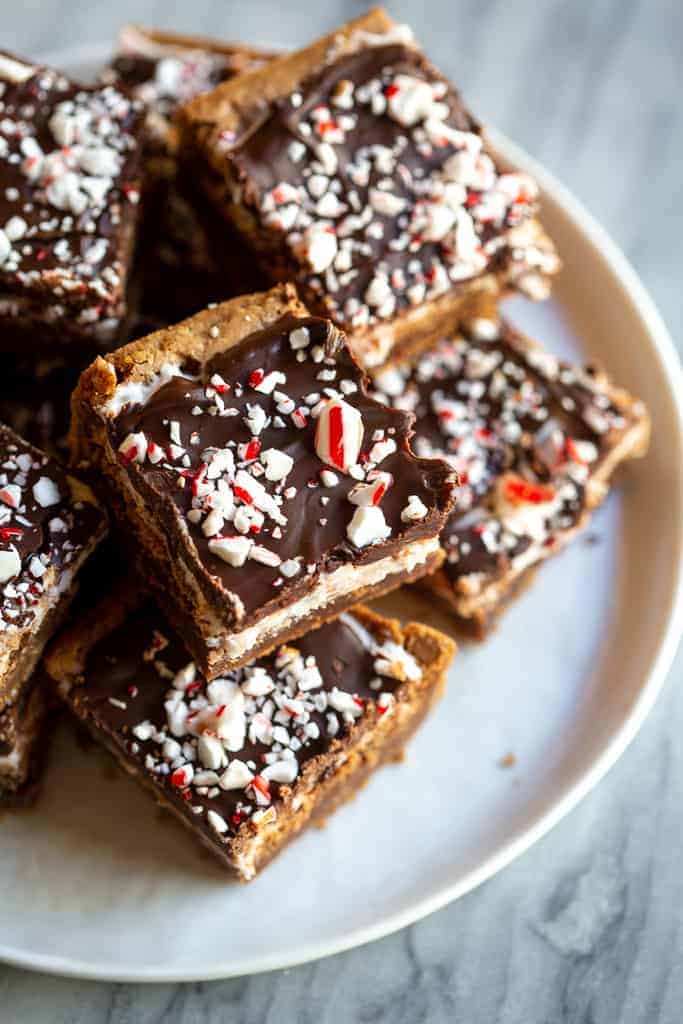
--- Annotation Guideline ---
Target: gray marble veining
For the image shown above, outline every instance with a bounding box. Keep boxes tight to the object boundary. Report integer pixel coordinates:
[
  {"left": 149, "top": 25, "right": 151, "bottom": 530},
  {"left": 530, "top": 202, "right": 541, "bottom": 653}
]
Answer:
[{"left": 1, "top": 1, "right": 682, "bottom": 1020}]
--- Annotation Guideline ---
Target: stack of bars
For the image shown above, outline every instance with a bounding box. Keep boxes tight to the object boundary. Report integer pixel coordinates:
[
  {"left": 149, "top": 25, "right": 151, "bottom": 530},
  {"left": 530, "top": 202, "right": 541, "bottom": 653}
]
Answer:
[{"left": 0, "top": 9, "right": 649, "bottom": 881}]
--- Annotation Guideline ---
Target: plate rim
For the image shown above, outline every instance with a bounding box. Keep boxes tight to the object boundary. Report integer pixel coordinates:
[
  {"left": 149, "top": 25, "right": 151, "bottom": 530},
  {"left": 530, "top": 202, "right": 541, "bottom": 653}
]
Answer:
[{"left": 2, "top": 45, "right": 682, "bottom": 983}]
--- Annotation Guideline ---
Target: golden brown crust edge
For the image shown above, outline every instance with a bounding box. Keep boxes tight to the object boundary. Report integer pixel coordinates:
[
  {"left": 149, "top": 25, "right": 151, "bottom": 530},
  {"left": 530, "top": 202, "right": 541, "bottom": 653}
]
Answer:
[
  {"left": 118, "top": 24, "right": 278, "bottom": 64},
  {"left": 179, "top": 7, "right": 397, "bottom": 137}
]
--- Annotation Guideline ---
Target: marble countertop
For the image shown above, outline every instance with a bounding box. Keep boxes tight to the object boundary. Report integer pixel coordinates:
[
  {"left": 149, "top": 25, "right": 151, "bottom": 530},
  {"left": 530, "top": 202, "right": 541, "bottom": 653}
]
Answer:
[{"left": 2, "top": 1, "right": 682, "bottom": 1021}]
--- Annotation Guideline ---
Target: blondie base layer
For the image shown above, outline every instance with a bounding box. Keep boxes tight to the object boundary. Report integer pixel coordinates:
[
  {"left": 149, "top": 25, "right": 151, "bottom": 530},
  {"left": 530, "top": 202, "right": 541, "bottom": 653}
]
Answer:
[
  {"left": 372, "top": 299, "right": 650, "bottom": 635},
  {"left": 179, "top": 8, "right": 559, "bottom": 369},
  {"left": 46, "top": 587, "right": 455, "bottom": 881},
  {"left": 70, "top": 284, "right": 455, "bottom": 678},
  {"left": 0, "top": 423, "right": 107, "bottom": 709},
  {"left": 0, "top": 51, "right": 146, "bottom": 352}
]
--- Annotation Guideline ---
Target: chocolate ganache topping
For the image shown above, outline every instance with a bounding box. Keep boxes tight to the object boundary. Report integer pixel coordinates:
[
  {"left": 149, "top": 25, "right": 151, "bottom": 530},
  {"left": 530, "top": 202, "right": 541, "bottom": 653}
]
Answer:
[
  {"left": 226, "top": 42, "right": 540, "bottom": 331},
  {"left": 111, "top": 316, "right": 454, "bottom": 619},
  {"left": 72, "top": 601, "right": 422, "bottom": 839}
]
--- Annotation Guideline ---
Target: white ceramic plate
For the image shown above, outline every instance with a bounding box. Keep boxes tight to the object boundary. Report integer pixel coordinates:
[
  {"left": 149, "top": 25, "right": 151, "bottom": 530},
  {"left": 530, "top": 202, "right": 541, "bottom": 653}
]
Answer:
[{"left": 0, "top": 46, "right": 681, "bottom": 983}]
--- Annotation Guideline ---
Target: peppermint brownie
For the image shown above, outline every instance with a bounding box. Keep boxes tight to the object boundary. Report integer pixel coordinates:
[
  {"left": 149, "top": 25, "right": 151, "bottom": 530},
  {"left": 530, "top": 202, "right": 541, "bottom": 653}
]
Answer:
[
  {"left": 46, "top": 588, "right": 455, "bottom": 880},
  {"left": 70, "top": 284, "right": 455, "bottom": 677},
  {"left": 372, "top": 300, "right": 650, "bottom": 634},
  {"left": 105, "top": 28, "right": 273, "bottom": 326},
  {"left": 178, "top": 8, "right": 560, "bottom": 369},
  {"left": 105, "top": 25, "right": 274, "bottom": 168},
  {"left": 0, "top": 51, "right": 146, "bottom": 351},
  {"left": 0, "top": 423, "right": 106, "bottom": 709}
]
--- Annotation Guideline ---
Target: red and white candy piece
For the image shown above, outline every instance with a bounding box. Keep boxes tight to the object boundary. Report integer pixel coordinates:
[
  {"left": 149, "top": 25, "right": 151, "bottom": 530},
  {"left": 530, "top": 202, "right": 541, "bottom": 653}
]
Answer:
[
  {"left": 170, "top": 764, "right": 194, "bottom": 788},
  {"left": 118, "top": 432, "right": 147, "bottom": 465},
  {"left": 496, "top": 473, "right": 558, "bottom": 543},
  {"left": 385, "top": 74, "right": 444, "bottom": 127},
  {"left": 348, "top": 471, "right": 393, "bottom": 507},
  {"left": 315, "top": 397, "right": 363, "bottom": 474},
  {"left": 0, "top": 484, "right": 21, "bottom": 508}
]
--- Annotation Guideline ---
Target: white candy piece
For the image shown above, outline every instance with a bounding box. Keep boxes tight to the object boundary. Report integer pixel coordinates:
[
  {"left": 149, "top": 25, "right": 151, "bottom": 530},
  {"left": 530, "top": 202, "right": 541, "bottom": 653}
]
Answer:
[
  {"left": 32, "top": 476, "right": 61, "bottom": 507},
  {"left": 219, "top": 759, "right": 254, "bottom": 791},
  {"left": 315, "top": 397, "right": 363, "bottom": 473},
  {"left": 198, "top": 734, "right": 226, "bottom": 771},
  {"left": 0, "top": 229, "right": 10, "bottom": 265},
  {"left": 262, "top": 759, "right": 299, "bottom": 784},
  {"left": 401, "top": 494, "right": 429, "bottom": 522},
  {"left": 346, "top": 506, "right": 391, "bottom": 548},
  {"left": 260, "top": 448, "right": 294, "bottom": 482},
  {"left": 368, "top": 187, "right": 406, "bottom": 217},
  {"left": 289, "top": 326, "right": 310, "bottom": 350},
  {"left": 208, "top": 535, "right": 252, "bottom": 567},
  {"left": 0, "top": 546, "right": 21, "bottom": 583},
  {"left": 132, "top": 721, "right": 155, "bottom": 742},
  {"left": 207, "top": 810, "right": 229, "bottom": 834},
  {"left": 302, "top": 223, "right": 337, "bottom": 273},
  {"left": 201, "top": 509, "right": 225, "bottom": 538}
]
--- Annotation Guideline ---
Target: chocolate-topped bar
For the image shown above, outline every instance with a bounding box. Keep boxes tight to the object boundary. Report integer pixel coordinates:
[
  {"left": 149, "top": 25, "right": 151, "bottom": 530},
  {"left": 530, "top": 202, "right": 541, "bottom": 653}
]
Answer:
[
  {"left": 71, "top": 284, "right": 455, "bottom": 677},
  {"left": 46, "top": 588, "right": 455, "bottom": 880},
  {"left": 179, "top": 8, "right": 559, "bottom": 368},
  {"left": 0, "top": 423, "right": 106, "bottom": 709},
  {"left": 105, "top": 26, "right": 274, "bottom": 168},
  {"left": 372, "top": 300, "right": 649, "bottom": 634},
  {"left": 104, "top": 28, "right": 274, "bottom": 326},
  {"left": 0, "top": 51, "right": 146, "bottom": 351}
]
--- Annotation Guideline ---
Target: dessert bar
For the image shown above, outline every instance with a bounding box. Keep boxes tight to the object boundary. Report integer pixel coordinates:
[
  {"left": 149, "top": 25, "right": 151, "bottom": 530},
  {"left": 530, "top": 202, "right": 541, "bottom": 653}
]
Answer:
[
  {"left": 105, "top": 27, "right": 274, "bottom": 326},
  {"left": 179, "top": 7, "right": 559, "bottom": 368},
  {"left": 46, "top": 588, "right": 455, "bottom": 880},
  {"left": 0, "top": 50, "right": 146, "bottom": 351},
  {"left": 0, "top": 423, "right": 107, "bottom": 709},
  {"left": 372, "top": 300, "right": 650, "bottom": 634},
  {"left": 70, "top": 283, "right": 455, "bottom": 677},
  {"left": 0, "top": 675, "right": 53, "bottom": 804},
  {"left": 105, "top": 25, "right": 273, "bottom": 172}
]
